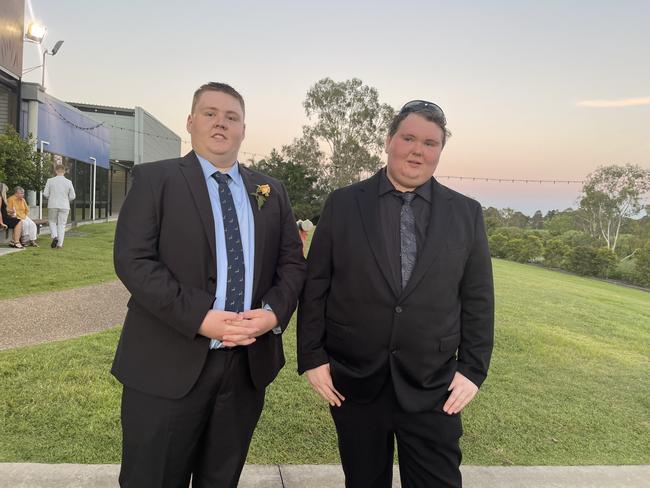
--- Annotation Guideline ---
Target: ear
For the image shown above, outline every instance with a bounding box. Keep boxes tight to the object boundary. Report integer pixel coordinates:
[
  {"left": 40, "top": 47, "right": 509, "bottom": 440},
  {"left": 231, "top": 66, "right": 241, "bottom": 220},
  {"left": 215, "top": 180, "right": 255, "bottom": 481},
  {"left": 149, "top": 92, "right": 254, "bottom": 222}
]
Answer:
[
  {"left": 384, "top": 135, "right": 391, "bottom": 154},
  {"left": 242, "top": 123, "right": 246, "bottom": 140},
  {"left": 186, "top": 114, "right": 193, "bottom": 133}
]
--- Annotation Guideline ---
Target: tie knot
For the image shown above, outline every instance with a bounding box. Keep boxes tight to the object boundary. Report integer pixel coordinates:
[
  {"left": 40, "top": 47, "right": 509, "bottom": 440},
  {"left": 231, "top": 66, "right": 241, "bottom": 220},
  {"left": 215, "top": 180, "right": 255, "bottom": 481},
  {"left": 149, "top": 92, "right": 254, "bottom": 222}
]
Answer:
[
  {"left": 398, "top": 192, "right": 416, "bottom": 205},
  {"left": 212, "top": 172, "right": 231, "bottom": 185}
]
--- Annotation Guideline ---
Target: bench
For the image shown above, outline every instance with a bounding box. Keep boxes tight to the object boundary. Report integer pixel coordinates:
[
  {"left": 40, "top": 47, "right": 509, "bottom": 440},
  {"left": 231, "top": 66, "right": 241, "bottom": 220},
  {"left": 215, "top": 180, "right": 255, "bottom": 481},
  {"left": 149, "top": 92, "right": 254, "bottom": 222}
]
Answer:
[{"left": 2, "top": 218, "right": 49, "bottom": 245}]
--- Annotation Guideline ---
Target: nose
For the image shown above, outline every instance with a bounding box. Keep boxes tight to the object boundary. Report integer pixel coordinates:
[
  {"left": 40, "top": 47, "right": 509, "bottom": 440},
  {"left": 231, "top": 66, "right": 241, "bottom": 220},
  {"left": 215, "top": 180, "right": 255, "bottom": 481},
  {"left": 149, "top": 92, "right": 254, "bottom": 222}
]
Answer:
[{"left": 212, "top": 115, "right": 227, "bottom": 130}]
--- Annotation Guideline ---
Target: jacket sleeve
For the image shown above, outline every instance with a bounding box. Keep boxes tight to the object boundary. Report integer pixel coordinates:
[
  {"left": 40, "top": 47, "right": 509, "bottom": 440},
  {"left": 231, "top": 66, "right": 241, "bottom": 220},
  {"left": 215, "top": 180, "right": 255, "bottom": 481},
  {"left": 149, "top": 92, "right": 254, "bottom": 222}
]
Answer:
[
  {"left": 296, "top": 193, "right": 334, "bottom": 373},
  {"left": 43, "top": 179, "right": 50, "bottom": 199},
  {"left": 456, "top": 204, "right": 495, "bottom": 388},
  {"left": 260, "top": 181, "right": 307, "bottom": 332},
  {"left": 113, "top": 165, "right": 215, "bottom": 339},
  {"left": 68, "top": 181, "right": 76, "bottom": 201}
]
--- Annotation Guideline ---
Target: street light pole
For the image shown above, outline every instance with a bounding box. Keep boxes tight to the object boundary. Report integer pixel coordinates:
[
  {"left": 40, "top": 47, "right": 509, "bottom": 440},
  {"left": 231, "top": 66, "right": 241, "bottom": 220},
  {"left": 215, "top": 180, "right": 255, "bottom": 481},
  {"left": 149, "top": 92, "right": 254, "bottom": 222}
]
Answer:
[
  {"left": 41, "top": 40, "right": 64, "bottom": 89},
  {"left": 89, "top": 157, "right": 97, "bottom": 220},
  {"left": 39, "top": 140, "right": 50, "bottom": 219}
]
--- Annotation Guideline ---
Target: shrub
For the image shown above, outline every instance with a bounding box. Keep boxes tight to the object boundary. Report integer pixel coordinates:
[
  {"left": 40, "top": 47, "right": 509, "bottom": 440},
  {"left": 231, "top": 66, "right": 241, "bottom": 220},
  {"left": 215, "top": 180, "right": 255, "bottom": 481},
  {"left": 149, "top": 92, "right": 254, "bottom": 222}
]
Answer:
[
  {"left": 633, "top": 241, "right": 650, "bottom": 287},
  {"left": 566, "top": 246, "right": 617, "bottom": 277}
]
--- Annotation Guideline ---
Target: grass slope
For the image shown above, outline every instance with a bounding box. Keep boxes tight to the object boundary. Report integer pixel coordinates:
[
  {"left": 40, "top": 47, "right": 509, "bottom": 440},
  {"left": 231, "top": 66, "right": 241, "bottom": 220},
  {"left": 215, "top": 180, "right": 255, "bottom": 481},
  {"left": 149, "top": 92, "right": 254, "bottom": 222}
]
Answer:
[{"left": 1, "top": 259, "right": 648, "bottom": 464}]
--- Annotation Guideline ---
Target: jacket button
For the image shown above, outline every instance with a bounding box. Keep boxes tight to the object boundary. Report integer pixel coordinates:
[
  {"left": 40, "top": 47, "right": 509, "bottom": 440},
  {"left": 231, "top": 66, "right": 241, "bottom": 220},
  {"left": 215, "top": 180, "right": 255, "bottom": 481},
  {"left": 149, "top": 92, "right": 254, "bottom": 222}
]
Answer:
[
  {"left": 391, "top": 349, "right": 398, "bottom": 355},
  {"left": 208, "top": 276, "right": 216, "bottom": 283},
  {"left": 395, "top": 306, "right": 402, "bottom": 313}
]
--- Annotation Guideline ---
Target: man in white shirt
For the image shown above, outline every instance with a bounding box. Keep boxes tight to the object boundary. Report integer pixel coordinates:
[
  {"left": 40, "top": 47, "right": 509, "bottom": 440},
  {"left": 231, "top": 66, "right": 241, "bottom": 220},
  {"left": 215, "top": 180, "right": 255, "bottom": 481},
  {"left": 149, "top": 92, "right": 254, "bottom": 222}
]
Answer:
[{"left": 43, "top": 164, "right": 76, "bottom": 249}]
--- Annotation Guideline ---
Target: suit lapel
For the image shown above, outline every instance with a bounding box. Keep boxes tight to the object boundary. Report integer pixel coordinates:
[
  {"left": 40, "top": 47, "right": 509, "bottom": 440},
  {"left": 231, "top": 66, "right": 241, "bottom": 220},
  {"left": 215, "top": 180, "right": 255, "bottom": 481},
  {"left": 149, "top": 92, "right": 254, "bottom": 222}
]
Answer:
[
  {"left": 356, "top": 173, "right": 401, "bottom": 298},
  {"left": 239, "top": 165, "right": 266, "bottom": 302},
  {"left": 179, "top": 152, "right": 217, "bottom": 265},
  {"left": 400, "top": 178, "right": 452, "bottom": 301}
]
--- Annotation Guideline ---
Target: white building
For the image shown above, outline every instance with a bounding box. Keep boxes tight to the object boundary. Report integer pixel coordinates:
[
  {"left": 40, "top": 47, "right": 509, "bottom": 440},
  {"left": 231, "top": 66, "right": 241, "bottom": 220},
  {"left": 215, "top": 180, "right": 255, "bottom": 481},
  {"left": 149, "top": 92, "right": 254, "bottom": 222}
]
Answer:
[{"left": 67, "top": 102, "right": 181, "bottom": 216}]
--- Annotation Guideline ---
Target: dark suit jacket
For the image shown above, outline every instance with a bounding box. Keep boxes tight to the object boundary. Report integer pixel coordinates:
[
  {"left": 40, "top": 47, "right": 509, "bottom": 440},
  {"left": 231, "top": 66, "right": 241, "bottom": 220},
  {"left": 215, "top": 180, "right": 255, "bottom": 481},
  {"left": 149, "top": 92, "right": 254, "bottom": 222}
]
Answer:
[
  {"left": 297, "top": 170, "right": 494, "bottom": 412},
  {"left": 112, "top": 151, "right": 306, "bottom": 399}
]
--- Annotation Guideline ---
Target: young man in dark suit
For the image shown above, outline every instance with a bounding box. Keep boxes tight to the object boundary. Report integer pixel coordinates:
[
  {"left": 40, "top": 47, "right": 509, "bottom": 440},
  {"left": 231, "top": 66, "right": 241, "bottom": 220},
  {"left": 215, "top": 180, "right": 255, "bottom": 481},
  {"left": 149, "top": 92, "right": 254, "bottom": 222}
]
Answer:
[
  {"left": 298, "top": 101, "right": 494, "bottom": 488},
  {"left": 112, "top": 82, "right": 306, "bottom": 487}
]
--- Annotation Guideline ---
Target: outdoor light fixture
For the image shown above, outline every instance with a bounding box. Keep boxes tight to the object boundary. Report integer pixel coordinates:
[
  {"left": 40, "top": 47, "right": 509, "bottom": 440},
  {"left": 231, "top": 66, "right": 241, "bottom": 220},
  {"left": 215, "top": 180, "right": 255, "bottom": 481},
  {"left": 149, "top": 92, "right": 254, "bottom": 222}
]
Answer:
[{"left": 25, "top": 21, "right": 47, "bottom": 43}]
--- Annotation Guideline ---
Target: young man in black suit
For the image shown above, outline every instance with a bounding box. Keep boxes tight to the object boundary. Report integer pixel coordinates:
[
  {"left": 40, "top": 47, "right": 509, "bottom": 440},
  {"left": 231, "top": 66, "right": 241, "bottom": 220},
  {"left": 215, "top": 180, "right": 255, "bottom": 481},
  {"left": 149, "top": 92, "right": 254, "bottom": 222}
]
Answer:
[
  {"left": 298, "top": 101, "right": 494, "bottom": 488},
  {"left": 113, "top": 82, "right": 306, "bottom": 487}
]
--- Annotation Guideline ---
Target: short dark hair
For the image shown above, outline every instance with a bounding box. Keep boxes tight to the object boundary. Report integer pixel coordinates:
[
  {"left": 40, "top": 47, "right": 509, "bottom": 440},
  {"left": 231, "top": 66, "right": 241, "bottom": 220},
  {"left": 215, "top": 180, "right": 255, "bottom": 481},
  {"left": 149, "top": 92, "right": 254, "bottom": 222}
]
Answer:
[
  {"left": 388, "top": 108, "right": 451, "bottom": 147},
  {"left": 191, "top": 82, "right": 245, "bottom": 115}
]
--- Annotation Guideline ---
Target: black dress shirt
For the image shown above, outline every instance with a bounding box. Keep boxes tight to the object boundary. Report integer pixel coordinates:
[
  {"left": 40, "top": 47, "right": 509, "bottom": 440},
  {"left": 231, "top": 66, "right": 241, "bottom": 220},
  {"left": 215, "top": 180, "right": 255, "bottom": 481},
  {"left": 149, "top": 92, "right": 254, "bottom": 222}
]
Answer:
[{"left": 378, "top": 168, "right": 432, "bottom": 291}]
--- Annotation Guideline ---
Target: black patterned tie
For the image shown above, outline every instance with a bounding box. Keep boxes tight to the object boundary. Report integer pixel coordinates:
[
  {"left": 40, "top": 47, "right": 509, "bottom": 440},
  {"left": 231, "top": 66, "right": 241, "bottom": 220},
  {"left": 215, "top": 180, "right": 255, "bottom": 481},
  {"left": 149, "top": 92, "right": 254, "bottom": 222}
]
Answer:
[
  {"left": 212, "top": 172, "right": 245, "bottom": 312},
  {"left": 399, "top": 192, "right": 417, "bottom": 290}
]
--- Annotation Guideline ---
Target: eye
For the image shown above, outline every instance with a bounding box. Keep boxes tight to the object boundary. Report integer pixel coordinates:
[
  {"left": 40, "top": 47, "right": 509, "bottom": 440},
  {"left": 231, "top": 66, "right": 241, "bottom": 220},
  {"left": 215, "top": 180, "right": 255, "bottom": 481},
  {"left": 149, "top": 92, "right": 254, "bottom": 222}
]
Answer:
[
  {"left": 402, "top": 135, "right": 413, "bottom": 142},
  {"left": 205, "top": 111, "right": 215, "bottom": 117},
  {"left": 227, "top": 115, "right": 238, "bottom": 121}
]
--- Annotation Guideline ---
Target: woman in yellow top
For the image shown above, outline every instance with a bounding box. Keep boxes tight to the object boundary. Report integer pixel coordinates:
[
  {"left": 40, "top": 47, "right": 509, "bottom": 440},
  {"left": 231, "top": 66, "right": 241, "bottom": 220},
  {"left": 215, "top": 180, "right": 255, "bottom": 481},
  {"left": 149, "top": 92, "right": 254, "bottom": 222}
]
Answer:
[
  {"left": 0, "top": 183, "right": 24, "bottom": 248},
  {"left": 6, "top": 186, "right": 39, "bottom": 247}
]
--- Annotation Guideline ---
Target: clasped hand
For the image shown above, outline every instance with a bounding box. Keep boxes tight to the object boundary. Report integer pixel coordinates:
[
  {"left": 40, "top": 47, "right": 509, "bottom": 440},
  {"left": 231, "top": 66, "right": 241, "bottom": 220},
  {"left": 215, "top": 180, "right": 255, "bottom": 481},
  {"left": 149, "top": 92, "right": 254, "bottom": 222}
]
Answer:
[{"left": 198, "top": 308, "right": 278, "bottom": 347}]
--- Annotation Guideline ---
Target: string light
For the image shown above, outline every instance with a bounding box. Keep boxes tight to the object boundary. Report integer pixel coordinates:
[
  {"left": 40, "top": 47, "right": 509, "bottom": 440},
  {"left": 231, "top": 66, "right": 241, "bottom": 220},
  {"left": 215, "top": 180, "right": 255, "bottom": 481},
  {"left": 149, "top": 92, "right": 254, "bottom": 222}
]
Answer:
[{"left": 40, "top": 103, "right": 588, "bottom": 184}]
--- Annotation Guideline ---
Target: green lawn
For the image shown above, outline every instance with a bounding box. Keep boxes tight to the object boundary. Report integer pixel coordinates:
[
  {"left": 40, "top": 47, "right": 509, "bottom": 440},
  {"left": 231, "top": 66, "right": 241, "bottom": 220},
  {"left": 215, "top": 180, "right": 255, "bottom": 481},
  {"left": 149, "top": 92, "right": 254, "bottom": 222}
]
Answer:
[
  {"left": 0, "top": 221, "right": 117, "bottom": 299},
  {"left": 1, "top": 259, "right": 649, "bottom": 465}
]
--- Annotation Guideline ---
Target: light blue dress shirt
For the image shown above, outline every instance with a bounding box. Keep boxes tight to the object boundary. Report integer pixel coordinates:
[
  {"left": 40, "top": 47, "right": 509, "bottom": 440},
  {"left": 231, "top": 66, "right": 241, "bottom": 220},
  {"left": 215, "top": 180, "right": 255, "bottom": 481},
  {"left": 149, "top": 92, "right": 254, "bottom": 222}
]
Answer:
[{"left": 196, "top": 156, "right": 255, "bottom": 349}]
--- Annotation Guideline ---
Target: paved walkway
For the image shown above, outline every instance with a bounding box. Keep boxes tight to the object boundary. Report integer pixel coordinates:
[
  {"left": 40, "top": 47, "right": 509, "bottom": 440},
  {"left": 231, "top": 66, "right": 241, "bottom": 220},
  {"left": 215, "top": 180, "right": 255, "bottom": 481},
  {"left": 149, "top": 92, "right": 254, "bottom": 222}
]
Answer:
[
  {"left": 0, "top": 464, "right": 648, "bottom": 487},
  {"left": 0, "top": 280, "right": 129, "bottom": 350}
]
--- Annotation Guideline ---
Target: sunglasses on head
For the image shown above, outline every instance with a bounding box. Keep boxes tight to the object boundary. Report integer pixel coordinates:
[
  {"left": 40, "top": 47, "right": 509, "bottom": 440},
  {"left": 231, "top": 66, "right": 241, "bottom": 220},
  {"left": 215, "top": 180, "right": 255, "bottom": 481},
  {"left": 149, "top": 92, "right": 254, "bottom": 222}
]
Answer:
[{"left": 399, "top": 100, "right": 446, "bottom": 125}]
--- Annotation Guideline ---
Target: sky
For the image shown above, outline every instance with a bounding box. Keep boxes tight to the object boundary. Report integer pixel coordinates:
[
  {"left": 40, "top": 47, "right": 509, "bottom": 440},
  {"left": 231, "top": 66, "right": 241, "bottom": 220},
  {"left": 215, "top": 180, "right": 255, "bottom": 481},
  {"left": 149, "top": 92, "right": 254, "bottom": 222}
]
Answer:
[{"left": 21, "top": 0, "right": 650, "bottom": 214}]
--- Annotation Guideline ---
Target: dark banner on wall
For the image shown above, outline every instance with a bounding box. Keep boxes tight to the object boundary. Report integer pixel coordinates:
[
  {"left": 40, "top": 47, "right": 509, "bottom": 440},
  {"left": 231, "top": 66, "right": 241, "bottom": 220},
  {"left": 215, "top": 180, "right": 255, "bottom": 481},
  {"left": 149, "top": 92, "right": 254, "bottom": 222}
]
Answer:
[{"left": 0, "top": 0, "right": 25, "bottom": 79}]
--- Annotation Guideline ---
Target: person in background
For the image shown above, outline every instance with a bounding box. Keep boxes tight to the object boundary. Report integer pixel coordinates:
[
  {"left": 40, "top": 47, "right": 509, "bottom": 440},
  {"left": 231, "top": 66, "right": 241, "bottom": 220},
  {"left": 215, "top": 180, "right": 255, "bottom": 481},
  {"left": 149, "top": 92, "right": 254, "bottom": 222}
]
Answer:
[
  {"left": 7, "top": 186, "right": 39, "bottom": 247},
  {"left": 0, "top": 182, "right": 24, "bottom": 248},
  {"left": 43, "top": 164, "right": 76, "bottom": 249},
  {"left": 297, "top": 219, "right": 314, "bottom": 255}
]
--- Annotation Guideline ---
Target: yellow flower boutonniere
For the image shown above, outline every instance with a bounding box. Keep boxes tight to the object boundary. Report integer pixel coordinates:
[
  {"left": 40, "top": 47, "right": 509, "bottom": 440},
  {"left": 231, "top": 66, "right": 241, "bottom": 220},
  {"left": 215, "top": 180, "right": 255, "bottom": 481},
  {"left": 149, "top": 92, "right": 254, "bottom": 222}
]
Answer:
[{"left": 251, "top": 184, "right": 271, "bottom": 209}]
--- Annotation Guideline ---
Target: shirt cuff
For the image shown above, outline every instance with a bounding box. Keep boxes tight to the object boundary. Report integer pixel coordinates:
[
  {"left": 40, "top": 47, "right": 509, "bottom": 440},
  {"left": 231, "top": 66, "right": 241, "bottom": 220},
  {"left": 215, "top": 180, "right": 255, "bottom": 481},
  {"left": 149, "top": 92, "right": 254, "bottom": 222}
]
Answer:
[
  {"left": 209, "top": 339, "right": 224, "bottom": 349},
  {"left": 263, "top": 302, "right": 282, "bottom": 335}
]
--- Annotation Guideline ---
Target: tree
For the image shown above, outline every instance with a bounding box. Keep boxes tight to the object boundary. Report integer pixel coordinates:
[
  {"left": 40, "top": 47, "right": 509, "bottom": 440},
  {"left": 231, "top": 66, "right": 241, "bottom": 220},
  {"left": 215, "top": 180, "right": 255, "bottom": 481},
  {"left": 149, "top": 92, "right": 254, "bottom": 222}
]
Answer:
[
  {"left": 578, "top": 164, "right": 650, "bottom": 251},
  {"left": 488, "top": 233, "right": 509, "bottom": 258},
  {"left": 250, "top": 149, "right": 323, "bottom": 220},
  {"left": 0, "top": 125, "right": 46, "bottom": 192},
  {"left": 299, "top": 78, "right": 395, "bottom": 190},
  {"left": 546, "top": 211, "right": 577, "bottom": 235},
  {"left": 530, "top": 210, "right": 544, "bottom": 229}
]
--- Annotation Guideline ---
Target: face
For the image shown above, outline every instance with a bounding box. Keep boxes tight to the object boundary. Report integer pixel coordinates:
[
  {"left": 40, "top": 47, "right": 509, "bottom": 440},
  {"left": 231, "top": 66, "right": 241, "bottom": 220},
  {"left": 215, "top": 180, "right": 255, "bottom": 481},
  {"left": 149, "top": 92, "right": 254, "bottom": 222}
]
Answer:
[
  {"left": 385, "top": 113, "right": 444, "bottom": 192},
  {"left": 14, "top": 189, "right": 25, "bottom": 199},
  {"left": 186, "top": 90, "right": 245, "bottom": 168}
]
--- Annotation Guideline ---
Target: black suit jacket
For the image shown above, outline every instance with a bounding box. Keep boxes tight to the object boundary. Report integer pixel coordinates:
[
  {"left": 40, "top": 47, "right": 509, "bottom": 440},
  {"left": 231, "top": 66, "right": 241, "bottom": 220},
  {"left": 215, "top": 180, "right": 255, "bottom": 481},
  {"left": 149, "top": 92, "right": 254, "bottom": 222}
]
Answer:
[
  {"left": 112, "top": 152, "right": 306, "bottom": 399},
  {"left": 297, "top": 170, "right": 494, "bottom": 412}
]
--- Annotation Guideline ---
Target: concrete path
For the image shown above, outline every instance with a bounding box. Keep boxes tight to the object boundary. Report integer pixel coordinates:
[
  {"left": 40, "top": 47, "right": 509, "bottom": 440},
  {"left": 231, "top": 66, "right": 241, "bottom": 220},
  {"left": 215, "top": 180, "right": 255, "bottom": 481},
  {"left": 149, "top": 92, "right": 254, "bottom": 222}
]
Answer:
[
  {"left": 0, "top": 280, "right": 128, "bottom": 350},
  {"left": 0, "top": 464, "right": 648, "bottom": 487}
]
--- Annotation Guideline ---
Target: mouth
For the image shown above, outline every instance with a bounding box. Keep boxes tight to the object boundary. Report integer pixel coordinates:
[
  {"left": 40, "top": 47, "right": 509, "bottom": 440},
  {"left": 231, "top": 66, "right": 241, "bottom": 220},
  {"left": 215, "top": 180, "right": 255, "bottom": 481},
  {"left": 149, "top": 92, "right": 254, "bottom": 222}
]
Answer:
[
  {"left": 212, "top": 133, "right": 227, "bottom": 140},
  {"left": 406, "top": 160, "right": 422, "bottom": 166}
]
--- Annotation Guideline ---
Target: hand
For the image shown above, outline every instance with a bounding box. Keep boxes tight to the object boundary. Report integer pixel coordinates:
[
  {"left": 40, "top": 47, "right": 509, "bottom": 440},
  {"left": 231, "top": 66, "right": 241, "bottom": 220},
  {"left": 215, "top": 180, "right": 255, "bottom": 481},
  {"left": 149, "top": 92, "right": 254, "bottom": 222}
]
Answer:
[
  {"left": 197, "top": 310, "right": 257, "bottom": 346},
  {"left": 443, "top": 372, "right": 479, "bottom": 415},
  {"left": 0, "top": 222, "right": 7, "bottom": 229},
  {"left": 237, "top": 308, "right": 278, "bottom": 337},
  {"left": 305, "top": 363, "right": 345, "bottom": 407}
]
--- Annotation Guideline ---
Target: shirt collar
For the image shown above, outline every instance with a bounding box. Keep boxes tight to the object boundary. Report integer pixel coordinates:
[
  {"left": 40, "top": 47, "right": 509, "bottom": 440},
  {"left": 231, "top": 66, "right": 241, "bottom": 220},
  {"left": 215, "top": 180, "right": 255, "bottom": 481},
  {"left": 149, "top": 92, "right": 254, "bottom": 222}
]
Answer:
[
  {"left": 378, "top": 167, "right": 433, "bottom": 203},
  {"left": 196, "top": 153, "right": 243, "bottom": 188}
]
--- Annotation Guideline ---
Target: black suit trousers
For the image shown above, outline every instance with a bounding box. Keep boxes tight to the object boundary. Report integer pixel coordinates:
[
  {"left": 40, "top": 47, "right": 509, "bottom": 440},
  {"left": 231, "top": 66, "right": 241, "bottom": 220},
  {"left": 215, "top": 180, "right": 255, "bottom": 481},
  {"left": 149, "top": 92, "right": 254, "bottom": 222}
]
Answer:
[
  {"left": 330, "top": 378, "right": 463, "bottom": 488},
  {"left": 119, "top": 348, "right": 264, "bottom": 488}
]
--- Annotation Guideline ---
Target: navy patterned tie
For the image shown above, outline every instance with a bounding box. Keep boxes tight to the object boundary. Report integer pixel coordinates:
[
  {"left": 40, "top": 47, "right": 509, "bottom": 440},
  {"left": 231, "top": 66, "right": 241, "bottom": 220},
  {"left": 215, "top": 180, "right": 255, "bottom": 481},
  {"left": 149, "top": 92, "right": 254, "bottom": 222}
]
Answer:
[
  {"left": 212, "top": 172, "right": 245, "bottom": 312},
  {"left": 399, "top": 192, "right": 417, "bottom": 290}
]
